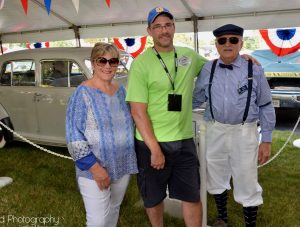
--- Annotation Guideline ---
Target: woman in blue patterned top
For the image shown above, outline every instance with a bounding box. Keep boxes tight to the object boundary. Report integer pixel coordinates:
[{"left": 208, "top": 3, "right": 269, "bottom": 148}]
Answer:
[{"left": 66, "top": 42, "right": 138, "bottom": 227}]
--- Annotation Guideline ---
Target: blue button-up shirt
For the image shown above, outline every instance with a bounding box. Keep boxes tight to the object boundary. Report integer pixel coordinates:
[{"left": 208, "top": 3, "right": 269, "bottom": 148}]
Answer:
[{"left": 192, "top": 55, "right": 275, "bottom": 142}]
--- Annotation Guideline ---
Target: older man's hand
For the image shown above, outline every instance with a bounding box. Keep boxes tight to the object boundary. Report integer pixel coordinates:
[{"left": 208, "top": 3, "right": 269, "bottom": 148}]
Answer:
[{"left": 258, "top": 142, "right": 271, "bottom": 165}]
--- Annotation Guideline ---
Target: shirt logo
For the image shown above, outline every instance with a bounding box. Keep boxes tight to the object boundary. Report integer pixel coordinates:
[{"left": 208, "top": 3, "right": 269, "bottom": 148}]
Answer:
[
  {"left": 177, "top": 55, "right": 191, "bottom": 66},
  {"left": 238, "top": 84, "right": 248, "bottom": 95},
  {"left": 156, "top": 7, "right": 164, "bottom": 13}
]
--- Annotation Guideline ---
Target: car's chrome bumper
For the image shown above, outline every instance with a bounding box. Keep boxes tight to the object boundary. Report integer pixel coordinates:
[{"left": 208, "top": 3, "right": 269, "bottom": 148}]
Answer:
[{"left": 271, "top": 90, "right": 300, "bottom": 108}]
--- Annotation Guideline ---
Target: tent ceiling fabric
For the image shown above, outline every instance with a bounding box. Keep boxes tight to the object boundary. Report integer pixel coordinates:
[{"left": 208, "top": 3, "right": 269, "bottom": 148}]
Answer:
[{"left": 1, "top": 0, "right": 300, "bottom": 43}]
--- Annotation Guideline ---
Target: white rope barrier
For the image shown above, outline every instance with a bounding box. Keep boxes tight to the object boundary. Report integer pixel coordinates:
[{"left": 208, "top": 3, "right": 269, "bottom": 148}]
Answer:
[
  {"left": 258, "top": 114, "right": 300, "bottom": 168},
  {"left": 1, "top": 113, "right": 300, "bottom": 164},
  {"left": 0, "top": 121, "right": 72, "bottom": 160}
]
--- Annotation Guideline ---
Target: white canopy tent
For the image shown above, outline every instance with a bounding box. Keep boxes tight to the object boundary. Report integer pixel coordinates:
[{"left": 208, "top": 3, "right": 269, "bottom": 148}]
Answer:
[{"left": 0, "top": 0, "right": 300, "bottom": 45}]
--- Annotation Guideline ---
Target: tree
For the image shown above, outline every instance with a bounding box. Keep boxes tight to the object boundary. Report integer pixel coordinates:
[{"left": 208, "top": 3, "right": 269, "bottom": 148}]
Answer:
[{"left": 243, "top": 36, "right": 260, "bottom": 50}]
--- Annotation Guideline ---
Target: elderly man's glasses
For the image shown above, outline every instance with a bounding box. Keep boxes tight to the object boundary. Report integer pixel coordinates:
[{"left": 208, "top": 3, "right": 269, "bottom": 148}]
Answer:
[
  {"left": 217, "top": 37, "right": 240, "bottom": 45},
  {"left": 151, "top": 23, "right": 174, "bottom": 31},
  {"left": 94, "top": 57, "right": 119, "bottom": 67}
]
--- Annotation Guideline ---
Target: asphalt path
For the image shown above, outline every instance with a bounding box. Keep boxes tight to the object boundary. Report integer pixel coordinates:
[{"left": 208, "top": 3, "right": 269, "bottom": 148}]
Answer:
[{"left": 275, "top": 108, "right": 300, "bottom": 133}]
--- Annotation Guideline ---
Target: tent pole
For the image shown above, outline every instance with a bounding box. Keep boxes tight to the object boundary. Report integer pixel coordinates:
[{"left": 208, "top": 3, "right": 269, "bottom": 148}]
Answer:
[
  {"left": 179, "top": 0, "right": 199, "bottom": 53},
  {"left": 192, "top": 15, "right": 199, "bottom": 53},
  {"left": 72, "top": 25, "right": 81, "bottom": 48}
]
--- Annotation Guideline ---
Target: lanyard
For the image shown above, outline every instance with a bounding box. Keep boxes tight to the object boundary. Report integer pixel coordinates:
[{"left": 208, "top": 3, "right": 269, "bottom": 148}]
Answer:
[{"left": 152, "top": 47, "right": 178, "bottom": 91}]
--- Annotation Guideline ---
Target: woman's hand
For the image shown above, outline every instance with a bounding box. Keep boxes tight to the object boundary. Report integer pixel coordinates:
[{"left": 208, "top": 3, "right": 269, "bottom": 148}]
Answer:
[{"left": 89, "top": 163, "right": 111, "bottom": 190}]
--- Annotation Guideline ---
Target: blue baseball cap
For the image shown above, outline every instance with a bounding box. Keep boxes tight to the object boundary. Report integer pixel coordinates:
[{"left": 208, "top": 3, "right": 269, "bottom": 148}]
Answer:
[{"left": 147, "top": 7, "right": 174, "bottom": 26}]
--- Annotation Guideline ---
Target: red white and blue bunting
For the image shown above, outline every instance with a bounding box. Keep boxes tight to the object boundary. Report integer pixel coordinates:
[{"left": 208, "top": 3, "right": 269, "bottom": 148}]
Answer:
[
  {"left": 72, "top": 0, "right": 79, "bottom": 13},
  {"left": 260, "top": 28, "right": 300, "bottom": 56},
  {"left": 113, "top": 36, "right": 147, "bottom": 58},
  {"left": 27, "top": 42, "right": 50, "bottom": 49},
  {"left": 20, "top": 0, "right": 111, "bottom": 15},
  {"left": 44, "top": 0, "right": 52, "bottom": 15},
  {"left": 20, "top": 0, "right": 28, "bottom": 14}
]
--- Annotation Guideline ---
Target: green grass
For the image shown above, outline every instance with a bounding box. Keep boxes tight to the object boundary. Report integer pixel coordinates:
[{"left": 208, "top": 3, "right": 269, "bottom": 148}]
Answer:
[{"left": 0, "top": 131, "right": 300, "bottom": 226}]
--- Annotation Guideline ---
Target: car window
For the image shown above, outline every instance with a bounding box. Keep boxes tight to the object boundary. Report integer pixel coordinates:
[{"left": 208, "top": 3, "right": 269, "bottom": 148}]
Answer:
[
  {"left": 70, "top": 62, "right": 87, "bottom": 87},
  {"left": 0, "top": 60, "right": 35, "bottom": 86},
  {"left": 41, "top": 60, "right": 87, "bottom": 87},
  {"left": 0, "top": 62, "right": 12, "bottom": 86}
]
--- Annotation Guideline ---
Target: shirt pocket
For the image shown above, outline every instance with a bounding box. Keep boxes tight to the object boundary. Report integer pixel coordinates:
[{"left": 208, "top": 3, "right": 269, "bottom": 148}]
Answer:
[
  {"left": 237, "top": 83, "right": 249, "bottom": 106},
  {"left": 237, "top": 80, "right": 257, "bottom": 107}
]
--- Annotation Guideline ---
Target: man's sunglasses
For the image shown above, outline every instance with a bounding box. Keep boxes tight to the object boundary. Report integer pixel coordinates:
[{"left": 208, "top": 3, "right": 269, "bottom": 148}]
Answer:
[
  {"left": 94, "top": 57, "right": 119, "bottom": 67},
  {"left": 217, "top": 37, "right": 240, "bottom": 45}
]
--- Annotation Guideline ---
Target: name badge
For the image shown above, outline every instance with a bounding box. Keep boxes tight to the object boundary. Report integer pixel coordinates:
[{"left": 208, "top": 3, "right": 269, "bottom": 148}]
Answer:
[{"left": 168, "top": 94, "right": 182, "bottom": 112}]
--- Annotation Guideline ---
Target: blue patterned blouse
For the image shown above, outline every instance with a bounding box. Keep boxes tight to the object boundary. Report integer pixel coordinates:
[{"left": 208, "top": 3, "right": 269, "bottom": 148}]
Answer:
[{"left": 66, "top": 85, "right": 138, "bottom": 181}]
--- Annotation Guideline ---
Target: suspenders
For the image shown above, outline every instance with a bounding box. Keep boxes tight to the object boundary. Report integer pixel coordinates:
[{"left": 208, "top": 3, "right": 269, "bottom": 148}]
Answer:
[
  {"left": 243, "top": 60, "right": 253, "bottom": 123},
  {"left": 209, "top": 59, "right": 253, "bottom": 124},
  {"left": 208, "top": 60, "right": 218, "bottom": 121}
]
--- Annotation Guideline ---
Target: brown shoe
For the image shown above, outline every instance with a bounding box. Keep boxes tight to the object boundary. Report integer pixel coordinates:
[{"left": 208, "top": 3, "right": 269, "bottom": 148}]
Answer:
[{"left": 212, "top": 218, "right": 228, "bottom": 227}]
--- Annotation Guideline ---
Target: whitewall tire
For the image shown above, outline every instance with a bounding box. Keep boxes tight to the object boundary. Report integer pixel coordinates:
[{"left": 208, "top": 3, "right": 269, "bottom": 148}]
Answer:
[{"left": 0, "top": 128, "right": 7, "bottom": 148}]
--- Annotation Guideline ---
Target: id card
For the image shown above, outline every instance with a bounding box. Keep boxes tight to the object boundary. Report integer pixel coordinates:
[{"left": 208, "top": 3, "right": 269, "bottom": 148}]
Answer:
[{"left": 168, "top": 94, "right": 182, "bottom": 112}]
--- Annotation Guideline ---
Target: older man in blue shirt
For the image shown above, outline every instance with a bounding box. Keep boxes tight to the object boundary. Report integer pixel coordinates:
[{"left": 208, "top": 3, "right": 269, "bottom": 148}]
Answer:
[{"left": 193, "top": 24, "right": 275, "bottom": 227}]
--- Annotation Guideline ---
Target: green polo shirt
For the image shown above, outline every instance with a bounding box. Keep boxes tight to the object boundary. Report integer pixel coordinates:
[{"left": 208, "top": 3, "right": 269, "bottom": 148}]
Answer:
[{"left": 126, "top": 47, "right": 207, "bottom": 142}]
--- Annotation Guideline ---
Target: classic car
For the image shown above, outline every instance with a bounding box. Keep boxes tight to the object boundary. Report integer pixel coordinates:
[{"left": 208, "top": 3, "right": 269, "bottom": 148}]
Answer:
[{"left": 0, "top": 47, "right": 131, "bottom": 148}]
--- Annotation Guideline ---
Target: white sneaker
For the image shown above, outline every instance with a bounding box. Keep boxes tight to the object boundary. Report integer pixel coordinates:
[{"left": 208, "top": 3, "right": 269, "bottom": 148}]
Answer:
[{"left": 0, "top": 177, "right": 13, "bottom": 188}]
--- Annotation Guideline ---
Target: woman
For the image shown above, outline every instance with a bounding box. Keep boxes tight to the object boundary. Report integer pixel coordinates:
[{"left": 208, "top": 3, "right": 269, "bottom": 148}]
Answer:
[{"left": 66, "top": 43, "right": 138, "bottom": 227}]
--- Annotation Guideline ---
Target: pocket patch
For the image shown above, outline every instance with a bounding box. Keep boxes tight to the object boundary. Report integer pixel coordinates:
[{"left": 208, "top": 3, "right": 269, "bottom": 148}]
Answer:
[{"left": 237, "top": 84, "right": 248, "bottom": 95}]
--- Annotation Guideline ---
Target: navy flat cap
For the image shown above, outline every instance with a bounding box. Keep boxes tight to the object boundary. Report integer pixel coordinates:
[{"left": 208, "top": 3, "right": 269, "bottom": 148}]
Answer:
[{"left": 213, "top": 24, "right": 244, "bottom": 37}]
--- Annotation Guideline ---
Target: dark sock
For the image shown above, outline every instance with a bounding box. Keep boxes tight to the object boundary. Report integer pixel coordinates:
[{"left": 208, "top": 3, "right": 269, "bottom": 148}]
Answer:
[
  {"left": 213, "top": 190, "right": 228, "bottom": 223},
  {"left": 243, "top": 206, "right": 258, "bottom": 227}
]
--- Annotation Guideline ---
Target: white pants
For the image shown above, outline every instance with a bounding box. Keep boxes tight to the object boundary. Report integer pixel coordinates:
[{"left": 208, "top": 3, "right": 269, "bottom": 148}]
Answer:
[
  {"left": 78, "top": 175, "right": 130, "bottom": 227},
  {"left": 206, "top": 121, "right": 263, "bottom": 207}
]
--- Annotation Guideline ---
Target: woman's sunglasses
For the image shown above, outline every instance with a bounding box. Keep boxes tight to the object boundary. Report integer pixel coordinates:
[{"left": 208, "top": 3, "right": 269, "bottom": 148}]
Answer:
[
  {"left": 94, "top": 57, "right": 119, "bottom": 67},
  {"left": 217, "top": 37, "right": 240, "bottom": 45}
]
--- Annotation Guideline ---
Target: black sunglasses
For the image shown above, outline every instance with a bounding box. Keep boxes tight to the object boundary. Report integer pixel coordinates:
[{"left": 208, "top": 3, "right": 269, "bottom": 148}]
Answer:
[
  {"left": 217, "top": 37, "right": 240, "bottom": 45},
  {"left": 94, "top": 57, "right": 119, "bottom": 67}
]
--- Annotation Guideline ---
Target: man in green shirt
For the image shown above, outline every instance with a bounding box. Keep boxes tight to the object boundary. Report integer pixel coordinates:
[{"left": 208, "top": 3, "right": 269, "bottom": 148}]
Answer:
[{"left": 126, "top": 6, "right": 206, "bottom": 227}]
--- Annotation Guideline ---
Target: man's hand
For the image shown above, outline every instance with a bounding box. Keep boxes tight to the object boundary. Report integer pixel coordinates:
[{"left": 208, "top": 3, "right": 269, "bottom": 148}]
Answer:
[
  {"left": 241, "top": 54, "right": 261, "bottom": 66},
  {"left": 258, "top": 142, "right": 271, "bottom": 165},
  {"left": 151, "top": 149, "right": 165, "bottom": 170},
  {"left": 130, "top": 102, "right": 165, "bottom": 170}
]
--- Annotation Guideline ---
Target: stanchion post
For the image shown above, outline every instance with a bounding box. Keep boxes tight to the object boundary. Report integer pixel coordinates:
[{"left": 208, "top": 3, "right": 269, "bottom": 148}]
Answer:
[{"left": 193, "top": 111, "right": 208, "bottom": 227}]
